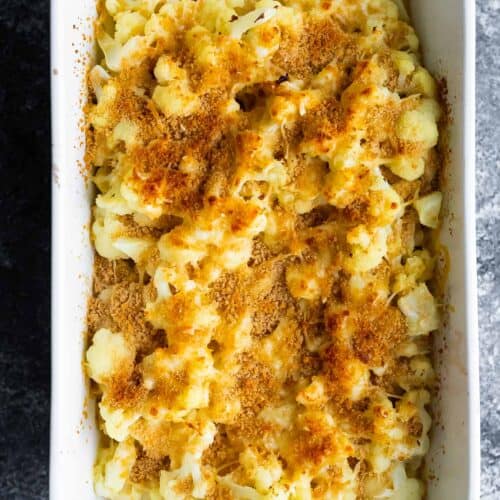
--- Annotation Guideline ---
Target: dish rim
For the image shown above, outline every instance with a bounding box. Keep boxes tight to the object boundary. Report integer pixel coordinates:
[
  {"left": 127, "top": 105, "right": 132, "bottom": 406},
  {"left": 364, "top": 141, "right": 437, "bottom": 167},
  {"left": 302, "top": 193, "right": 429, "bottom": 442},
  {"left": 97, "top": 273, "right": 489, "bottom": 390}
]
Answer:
[{"left": 49, "top": 0, "right": 479, "bottom": 497}]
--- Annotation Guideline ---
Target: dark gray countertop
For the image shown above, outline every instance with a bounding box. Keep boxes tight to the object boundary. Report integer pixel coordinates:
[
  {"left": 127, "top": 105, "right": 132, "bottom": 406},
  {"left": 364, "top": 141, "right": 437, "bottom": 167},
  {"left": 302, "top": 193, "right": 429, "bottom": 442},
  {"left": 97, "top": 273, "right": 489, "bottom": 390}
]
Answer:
[
  {"left": 0, "top": 0, "right": 497, "bottom": 498},
  {"left": 0, "top": 0, "right": 50, "bottom": 499}
]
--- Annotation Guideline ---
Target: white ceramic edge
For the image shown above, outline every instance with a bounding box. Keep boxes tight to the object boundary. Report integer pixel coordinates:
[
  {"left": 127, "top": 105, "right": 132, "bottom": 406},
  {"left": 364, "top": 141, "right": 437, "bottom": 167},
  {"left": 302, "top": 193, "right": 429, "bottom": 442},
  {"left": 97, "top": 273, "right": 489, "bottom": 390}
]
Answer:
[
  {"left": 410, "top": 1, "right": 479, "bottom": 496},
  {"left": 453, "top": 0, "right": 480, "bottom": 495},
  {"left": 50, "top": 1, "right": 479, "bottom": 498},
  {"left": 50, "top": 0, "right": 98, "bottom": 498},
  {"left": 464, "top": 0, "right": 480, "bottom": 496}
]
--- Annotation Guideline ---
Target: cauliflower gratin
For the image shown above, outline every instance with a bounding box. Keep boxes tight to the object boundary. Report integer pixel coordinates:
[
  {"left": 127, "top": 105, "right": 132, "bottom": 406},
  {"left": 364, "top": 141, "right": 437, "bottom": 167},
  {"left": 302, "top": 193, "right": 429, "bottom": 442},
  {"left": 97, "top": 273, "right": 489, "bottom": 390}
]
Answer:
[{"left": 85, "top": 0, "right": 444, "bottom": 498}]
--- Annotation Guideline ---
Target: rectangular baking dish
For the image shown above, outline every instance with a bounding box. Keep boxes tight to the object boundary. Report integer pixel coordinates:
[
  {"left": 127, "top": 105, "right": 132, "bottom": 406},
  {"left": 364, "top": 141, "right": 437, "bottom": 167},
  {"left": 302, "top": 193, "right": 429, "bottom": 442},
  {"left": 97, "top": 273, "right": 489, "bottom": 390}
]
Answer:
[{"left": 50, "top": 0, "right": 479, "bottom": 498}]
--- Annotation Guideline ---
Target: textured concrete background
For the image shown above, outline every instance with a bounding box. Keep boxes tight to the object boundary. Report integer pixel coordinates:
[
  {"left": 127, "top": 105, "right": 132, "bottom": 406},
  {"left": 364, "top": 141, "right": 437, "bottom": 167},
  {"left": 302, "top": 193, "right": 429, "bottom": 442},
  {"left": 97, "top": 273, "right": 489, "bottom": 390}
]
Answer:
[
  {"left": 0, "top": 0, "right": 497, "bottom": 498},
  {"left": 477, "top": 1, "right": 500, "bottom": 499}
]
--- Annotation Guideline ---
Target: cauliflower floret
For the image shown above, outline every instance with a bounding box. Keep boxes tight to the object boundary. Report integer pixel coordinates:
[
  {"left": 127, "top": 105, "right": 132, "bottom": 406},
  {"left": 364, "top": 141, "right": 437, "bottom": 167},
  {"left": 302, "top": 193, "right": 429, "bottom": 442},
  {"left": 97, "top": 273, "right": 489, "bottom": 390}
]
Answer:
[
  {"left": 114, "top": 11, "right": 147, "bottom": 44},
  {"left": 152, "top": 81, "right": 201, "bottom": 117},
  {"left": 346, "top": 225, "right": 390, "bottom": 273},
  {"left": 226, "top": 1, "right": 281, "bottom": 39},
  {"left": 396, "top": 389, "right": 432, "bottom": 456},
  {"left": 185, "top": 26, "right": 221, "bottom": 68},
  {"left": 110, "top": 120, "right": 139, "bottom": 149},
  {"left": 215, "top": 236, "right": 254, "bottom": 270},
  {"left": 120, "top": 172, "right": 164, "bottom": 219},
  {"left": 392, "top": 250, "right": 435, "bottom": 294},
  {"left": 414, "top": 191, "right": 443, "bottom": 229},
  {"left": 244, "top": 21, "right": 281, "bottom": 58},
  {"left": 386, "top": 156, "right": 425, "bottom": 181},
  {"left": 140, "top": 347, "right": 216, "bottom": 414},
  {"left": 112, "top": 236, "right": 154, "bottom": 263},
  {"left": 397, "top": 283, "right": 439, "bottom": 335},
  {"left": 390, "top": 463, "right": 424, "bottom": 500},
  {"left": 286, "top": 261, "right": 323, "bottom": 300},
  {"left": 240, "top": 448, "right": 283, "bottom": 493},
  {"left": 259, "top": 404, "right": 296, "bottom": 430},
  {"left": 411, "top": 67, "right": 437, "bottom": 98},
  {"left": 144, "top": 12, "right": 177, "bottom": 47},
  {"left": 392, "top": 50, "right": 416, "bottom": 79},
  {"left": 159, "top": 422, "right": 217, "bottom": 499},
  {"left": 89, "top": 65, "right": 111, "bottom": 102},
  {"left": 396, "top": 99, "right": 441, "bottom": 148},
  {"left": 95, "top": 439, "right": 137, "bottom": 498},
  {"left": 217, "top": 477, "right": 262, "bottom": 500},
  {"left": 154, "top": 55, "right": 187, "bottom": 84},
  {"left": 97, "top": 31, "right": 146, "bottom": 72},
  {"left": 296, "top": 376, "right": 329, "bottom": 406},
  {"left": 100, "top": 403, "right": 141, "bottom": 442},
  {"left": 92, "top": 208, "right": 128, "bottom": 259},
  {"left": 86, "top": 328, "right": 134, "bottom": 384}
]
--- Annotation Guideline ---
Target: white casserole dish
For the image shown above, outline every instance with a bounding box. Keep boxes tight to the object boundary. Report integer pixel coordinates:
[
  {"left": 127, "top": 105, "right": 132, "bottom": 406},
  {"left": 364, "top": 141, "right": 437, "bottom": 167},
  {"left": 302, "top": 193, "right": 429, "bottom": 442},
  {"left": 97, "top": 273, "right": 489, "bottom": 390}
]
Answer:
[{"left": 50, "top": 0, "right": 479, "bottom": 498}]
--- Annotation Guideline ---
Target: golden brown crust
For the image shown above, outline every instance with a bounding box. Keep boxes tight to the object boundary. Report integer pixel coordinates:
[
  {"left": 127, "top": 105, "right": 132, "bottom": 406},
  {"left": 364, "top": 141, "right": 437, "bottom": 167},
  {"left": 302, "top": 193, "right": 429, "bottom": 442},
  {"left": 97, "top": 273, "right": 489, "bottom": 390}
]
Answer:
[
  {"left": 351, "top": 304, "right": 407, "bottom": 366},
  {"left": 273, "top": 17, "right": 358, "bottom": 80},
  {"left": 93, "top": 254, "right": 139, "bottom": 294},
  {"left": 86, "top": 0, "right": 442, "bottom": 496},
  {"left": 130, "top": 451, "right": 171, "bottom": 484}
]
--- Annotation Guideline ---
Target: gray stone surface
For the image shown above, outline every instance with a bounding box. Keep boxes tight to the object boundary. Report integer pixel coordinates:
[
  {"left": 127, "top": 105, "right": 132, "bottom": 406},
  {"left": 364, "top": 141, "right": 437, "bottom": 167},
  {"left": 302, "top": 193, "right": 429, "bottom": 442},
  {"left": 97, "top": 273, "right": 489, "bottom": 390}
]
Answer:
[
  {"left": 476, "top": 0, "right": 500, "bottom": 500},
  {"left": 478, "top": 2, "right": 500, "bottom": 499}
]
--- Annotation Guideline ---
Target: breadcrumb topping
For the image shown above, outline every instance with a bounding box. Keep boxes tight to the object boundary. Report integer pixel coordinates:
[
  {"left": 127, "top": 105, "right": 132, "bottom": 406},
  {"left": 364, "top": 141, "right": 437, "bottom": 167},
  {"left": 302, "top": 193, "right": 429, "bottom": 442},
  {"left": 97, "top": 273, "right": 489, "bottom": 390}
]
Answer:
[{"left": 86, "top": 0, "right": 443, "bottom": 498}]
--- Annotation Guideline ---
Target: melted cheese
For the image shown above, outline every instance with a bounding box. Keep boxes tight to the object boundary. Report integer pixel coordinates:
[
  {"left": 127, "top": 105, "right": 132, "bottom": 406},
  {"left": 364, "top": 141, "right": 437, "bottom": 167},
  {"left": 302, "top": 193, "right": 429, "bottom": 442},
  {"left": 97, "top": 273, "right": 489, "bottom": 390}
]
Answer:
[{"left": 86, "top": 0, "right": 443, "bottom": 497}]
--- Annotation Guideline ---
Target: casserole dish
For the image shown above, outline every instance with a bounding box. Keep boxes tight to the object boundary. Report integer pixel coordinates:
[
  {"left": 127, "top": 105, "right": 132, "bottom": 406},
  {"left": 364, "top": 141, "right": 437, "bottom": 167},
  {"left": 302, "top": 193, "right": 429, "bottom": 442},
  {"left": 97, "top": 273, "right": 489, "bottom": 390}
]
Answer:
[{"left": 50, "top": 0, "right": 479, "bottom": 498}]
